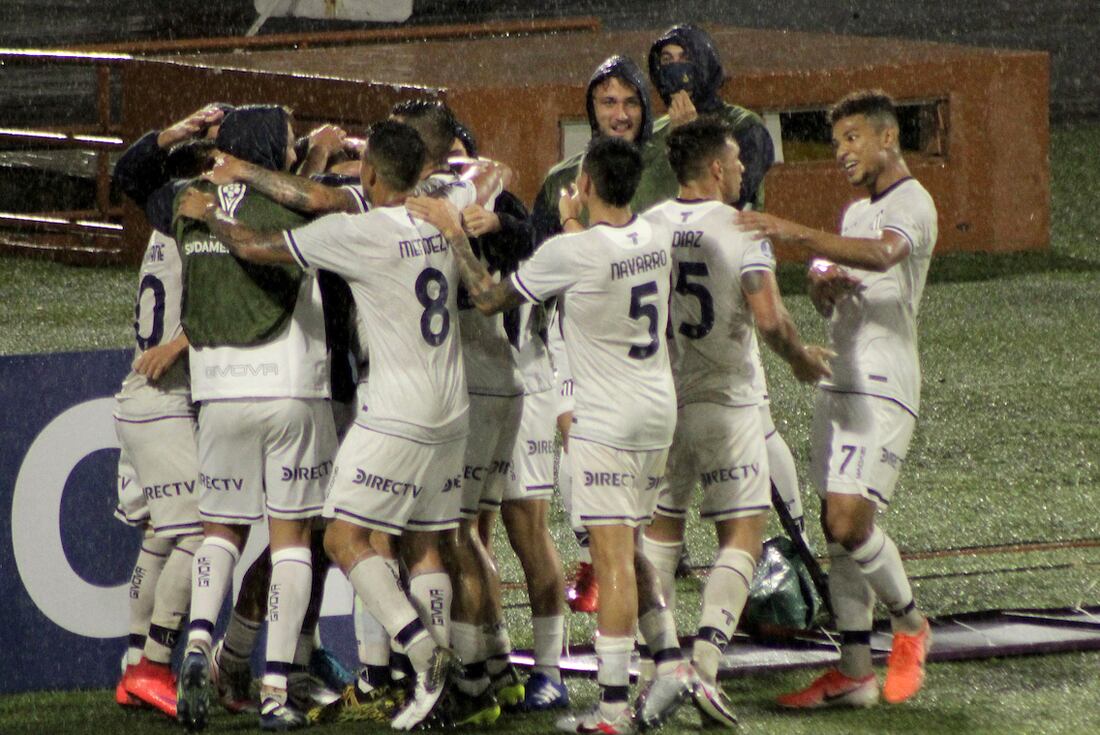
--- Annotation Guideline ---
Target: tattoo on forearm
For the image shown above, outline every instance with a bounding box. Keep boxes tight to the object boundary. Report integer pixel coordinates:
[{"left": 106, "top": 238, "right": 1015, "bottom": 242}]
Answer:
[
  {"left": 244, "top": 166, "right": 316, "bottom": 212},
  {"left": 441, "top": 227, "right": 514, "bottom": 313},
  {"left": 207, "top": 211, "right": 288, "bottom": 259}
]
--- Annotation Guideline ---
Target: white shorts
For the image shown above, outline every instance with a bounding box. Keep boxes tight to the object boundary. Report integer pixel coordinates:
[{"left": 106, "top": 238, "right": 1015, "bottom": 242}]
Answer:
[
  {"left": 114, "top": 447, "right": 149, "bottom": 527},
  {"left": 810, "top": 390, "right": 916, "bottom": 509},
  {"left": 658, "top": 403, "right": 771, "bottom": 522},
  {"left": 569, "top": 438, "right": 667, "bottom": 528},
  {"left": 504, "top": 387, "right": 558, "bottom": 503},
  {"left": 115, "top": 414, "right": 202, "bottom": 537},
  {"left": 460, "top": 394, "right": 522, "bottom": 517},
  {"left": 325, "top": 424, "right": 464, "bottom": 534},
  {"left": 196, "top": 398, "right": 337, "bottom": 524}
]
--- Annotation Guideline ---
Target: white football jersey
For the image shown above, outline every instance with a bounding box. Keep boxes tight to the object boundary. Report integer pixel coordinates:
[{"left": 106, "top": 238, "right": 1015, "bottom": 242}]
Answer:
[
  {"left": 512, "top": 217, "right": 676, "bottom": 450},
  {"left": 511, "top": 302, "right": 555, "bottom": 395},
  {"left": 115, "top": 229, "right": 192, "bottom": 417},
  {"left": 285, "top": 205, "right": 469, "bottom": 443},
  {"left": 646, "top": 199, "right": 776, "bottom": 408},
  {"left": 820, "top": 177, "right": 938, "bottom": 415}
]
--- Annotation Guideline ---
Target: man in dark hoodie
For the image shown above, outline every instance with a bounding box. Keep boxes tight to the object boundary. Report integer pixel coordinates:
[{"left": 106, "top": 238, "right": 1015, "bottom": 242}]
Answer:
[
  {"left": 173, "top": 105, "right": 337, "bottom": 733},
  {"left": 531, "top": 54, "right": 658, "bottom": 245},
  {"left": 647, "top": 23, "right": 775, "bottom": 212},
  {"left": 531, "top": 54, "right": 663, "bottom": 619}
]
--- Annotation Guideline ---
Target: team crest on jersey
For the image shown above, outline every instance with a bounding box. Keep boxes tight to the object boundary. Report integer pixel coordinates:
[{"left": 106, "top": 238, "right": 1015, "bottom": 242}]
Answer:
[
  {"left": 760, "top": 239, "right": 774, "bottom": 258},
  {"left": 872, "top": 210, "right": 884, "bottom": 232},
  {"left": 217, "top": 183, "right": 247, "bottom": 217},
  {"left": 626, "top": 231, "right": 639, "bottom": 245}
]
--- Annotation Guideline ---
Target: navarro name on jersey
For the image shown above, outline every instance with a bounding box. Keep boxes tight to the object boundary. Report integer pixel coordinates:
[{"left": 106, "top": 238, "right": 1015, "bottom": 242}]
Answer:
[{"left": 610, "top": 249, "right": 668, "bottom": 281}]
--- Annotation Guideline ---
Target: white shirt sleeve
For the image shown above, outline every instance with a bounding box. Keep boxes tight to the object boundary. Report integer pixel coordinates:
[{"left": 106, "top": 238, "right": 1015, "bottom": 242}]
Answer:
[
  {"left": 740, "top": 236, "right": 777, "bottom": 275},
  {"left": 283, "top": 212, "right": 363, "bottom": 277},
  {"left": 882, "top": 189, "right": 935, "bottom": 256},
  {"left": 342, "top": 185, "right": 370, "bottom": 213},
  {"left": 511, "top": 235, "right": 579, "bottom": 304}
]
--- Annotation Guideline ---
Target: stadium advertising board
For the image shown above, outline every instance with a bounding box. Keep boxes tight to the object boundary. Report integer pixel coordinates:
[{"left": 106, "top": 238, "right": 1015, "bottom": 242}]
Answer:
[{"left": 0, "top": 350, "right": 356, "bottom": 694}]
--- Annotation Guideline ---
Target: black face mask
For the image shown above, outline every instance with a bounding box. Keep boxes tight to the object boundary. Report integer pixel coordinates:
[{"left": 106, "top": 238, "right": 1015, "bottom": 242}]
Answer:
[{"left": 657, "top": 61, "right": 696, "bottom": 101}]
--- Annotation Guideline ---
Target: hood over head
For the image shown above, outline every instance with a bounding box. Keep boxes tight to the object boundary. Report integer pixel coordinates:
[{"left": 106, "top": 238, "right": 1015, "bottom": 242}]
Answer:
[
  {"left": 215, "top": 105, "right": 291, "bottom": 171},
  {"left": 648, "top": 24, "right": 725, "bottom": 113},
  {"left": 586, "top": 55, "right": 653, "bottom": 146}
]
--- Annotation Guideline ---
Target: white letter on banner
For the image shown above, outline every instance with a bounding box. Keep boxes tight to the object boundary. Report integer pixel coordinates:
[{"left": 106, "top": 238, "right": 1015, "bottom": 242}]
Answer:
[{"left": 12, "top": 398, "right": 127, "bottom": 638}]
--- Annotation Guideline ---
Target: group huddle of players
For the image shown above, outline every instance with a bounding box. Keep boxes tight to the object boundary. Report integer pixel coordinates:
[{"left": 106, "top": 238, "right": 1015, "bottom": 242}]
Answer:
[{"left": 110, "top": 22, "right": 939, "bottom": 735}]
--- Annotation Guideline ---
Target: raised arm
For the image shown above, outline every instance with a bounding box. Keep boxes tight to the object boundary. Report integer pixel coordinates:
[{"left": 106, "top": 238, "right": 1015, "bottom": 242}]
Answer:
[
  {"left": 176, "top": 188, "right": 296, "bottom": 265},
  {"left": 735, "top": 210, "right": 910, "bottom": 272},
  {"left": 406, "top": 195, "right": 526, "bottom": 316},
  {"left": 206, "top": 152, "right": 359, "bottom": 215},
  {"left": 741, "top": 269, "right": 833, "bottom": 384}
]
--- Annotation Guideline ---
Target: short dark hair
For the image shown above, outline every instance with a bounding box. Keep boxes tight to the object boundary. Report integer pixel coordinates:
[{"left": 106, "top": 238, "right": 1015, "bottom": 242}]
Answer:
[
  {"left": 390, "top": 97, "right": 457, "bottom": 167},
  {"left": 165, "top": 139, "right": 216, "bottom": 179},
  {"left": 581, "top": 137, "right": 643, "bottom": 207},
  {"left": 365, "top": 120, "right": 425, "bottom": 192},
  {"left": 829, "top": 89, "right": 898, "bottom": 130},
  {"left": 666, "top": 117, "right": 735, "bottom": 186}
]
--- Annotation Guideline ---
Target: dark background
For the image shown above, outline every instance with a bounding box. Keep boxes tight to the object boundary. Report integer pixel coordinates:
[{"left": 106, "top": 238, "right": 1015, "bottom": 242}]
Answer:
[{"left": 1, "top": 0, "right": 1097, "bottom": 124}]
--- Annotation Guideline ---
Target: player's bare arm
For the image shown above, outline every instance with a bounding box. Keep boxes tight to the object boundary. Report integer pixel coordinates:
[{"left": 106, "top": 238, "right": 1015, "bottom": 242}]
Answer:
[
  {"left": 735, "top": 210, "right": 911, "bottom": 272},
  {"left": 204, "top": 151, "right": 359, "bottom": 215},
  {"left": 406, "top": 194, "right": 525, "bottom": 316},
  {"left": 177, "top": 187, "right": 295, "bottom": 265},
  {"left": 741, "top": 269, "right": 833, "bottom": 383},
  {"left": 133, "top": 332, "right": 189, "bottom": 382},
  {"left": 471, "top": 159, "right": 513, "bottom": 206},
  {"left": 156, "top": 104, "right": 224, "bottom": 149},
  {"left": 295, "top": 124, "right": 347, "bottom": 177}
]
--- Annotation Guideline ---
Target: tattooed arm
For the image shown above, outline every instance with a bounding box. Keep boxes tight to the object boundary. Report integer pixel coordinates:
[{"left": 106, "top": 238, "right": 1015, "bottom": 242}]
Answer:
[
  {"left": 741, "top": 268, "right": 833, "bottom": 384},
  {"left": 176, "top": 188, "right": 296, "bottom": 265},
  {"left": 205, "top": 152, "right": 360, "bottom": 215},
  {"left": 405, "top": 195, "right": 525, "bottom": 316}
]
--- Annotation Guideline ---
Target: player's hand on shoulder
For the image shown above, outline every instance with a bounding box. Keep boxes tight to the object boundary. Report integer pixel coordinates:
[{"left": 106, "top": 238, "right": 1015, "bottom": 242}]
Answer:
[
  {"left": 204, "top": 152, "right": 245, "bottom": 186},
  {"left": 668, "top": 90, "right": 698, "bottom": 130},
  {"left": 793, "top": 345, "right": 835, "bottom": 384},
  {"left": 735, "top": 210, "right": 803, "bottom": 243},
  {"left": 461, "top": 204, "right": 501, "bottom": 237},
  {"left": 177, "top": 188, "right": 216, "bottom": 221},
  {"left": 407, "top": 195, "right": 463, "bottom": 238}
]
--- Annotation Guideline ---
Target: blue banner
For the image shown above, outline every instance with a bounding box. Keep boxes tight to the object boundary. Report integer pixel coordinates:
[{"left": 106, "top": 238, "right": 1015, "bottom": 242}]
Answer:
[{"left": 0, "top": 349, "right": 357, "bottom": 694}]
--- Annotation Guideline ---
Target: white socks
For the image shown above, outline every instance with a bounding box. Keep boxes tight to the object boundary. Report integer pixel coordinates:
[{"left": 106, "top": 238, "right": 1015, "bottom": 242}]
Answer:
[
  {"left": 849, "top": 527, "right": 923, "bottom": 632},
  {"left": 766, "top": 430, "right": 808, "bottom": 542},
  {"left": 127, "top": 533, "right": 171, "bottom": 665},
  {"left": 349, "top": 556, "right": 433, "bottom": 672},
  {"left": 145, "top": 534, "right": 200, "bottom": 664},
  {"left": 828, "top": 542, "right": 875, "bottom": 678},
  {"left": 532, "top": 615, "right": 564, "bottom": 683},
  {"left": 409, "top": 571, "right": 452, "bottom": 648},
  {"left": 693, "top": 547, "right": 755, "bottom": 682},
  {"left": 263, "top": 546, "right": 313, "bottom": 691},
  {"left": 642, "top": 536, "right": 682, "bottom": 612},
  {"left": 595, "top": 635, "right": 633, "bottom": 720},
  {"left": 188, "top": 536, "right": 240, "bottom": 648}
]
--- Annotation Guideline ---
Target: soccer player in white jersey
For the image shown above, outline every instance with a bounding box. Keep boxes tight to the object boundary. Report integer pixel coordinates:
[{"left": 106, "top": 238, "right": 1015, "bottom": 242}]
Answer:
[
  {"left": 644, "top": 118, "right": 833, "bottom": 726},
  {"left": 173, "top": 106, "right": 338, "bottom": 733},
  {"left": 737, "top": 89, "right": 938, "bottom": 708},
  {"left": 409, "top": 136, "right": 686, "bottom": 734},
  {"left": 113, "top": 225, "right": 203, "bottom": 719},
  {"left": 183, "top": 120, "right": 474, "bottom": 731}
]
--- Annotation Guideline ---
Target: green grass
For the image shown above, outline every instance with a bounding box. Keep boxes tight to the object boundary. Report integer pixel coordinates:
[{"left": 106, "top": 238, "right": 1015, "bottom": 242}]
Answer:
[{"left": 2, "top": 123, "right": 1100, "bottom": 733}]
